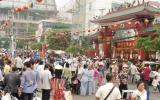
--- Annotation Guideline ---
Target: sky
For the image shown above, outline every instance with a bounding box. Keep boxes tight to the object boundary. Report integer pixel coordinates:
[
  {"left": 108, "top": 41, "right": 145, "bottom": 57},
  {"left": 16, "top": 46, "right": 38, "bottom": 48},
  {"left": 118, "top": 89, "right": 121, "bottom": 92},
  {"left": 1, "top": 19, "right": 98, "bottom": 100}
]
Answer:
[{"left": 55, "top": 0, "right": 74, "bottom": 10}]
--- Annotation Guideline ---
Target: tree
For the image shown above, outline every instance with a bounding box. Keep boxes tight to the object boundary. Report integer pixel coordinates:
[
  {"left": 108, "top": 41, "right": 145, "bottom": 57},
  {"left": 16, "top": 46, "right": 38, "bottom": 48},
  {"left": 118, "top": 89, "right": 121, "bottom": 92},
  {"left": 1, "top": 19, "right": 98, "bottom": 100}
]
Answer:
[
  {"left": 66, "top": 45, "right": 83, "bottom": 55},
  {"left": 22, "top": 23, "right": 36, "bottom": 34},
  {"left": 30, "top": 42, "right": 42, "bottom": 51},
  {"left": 0, "top": 38, "right": 10, "bottom": 49},
  {"left": 16, "top": 40, "right": 24, "bottom": 49}
]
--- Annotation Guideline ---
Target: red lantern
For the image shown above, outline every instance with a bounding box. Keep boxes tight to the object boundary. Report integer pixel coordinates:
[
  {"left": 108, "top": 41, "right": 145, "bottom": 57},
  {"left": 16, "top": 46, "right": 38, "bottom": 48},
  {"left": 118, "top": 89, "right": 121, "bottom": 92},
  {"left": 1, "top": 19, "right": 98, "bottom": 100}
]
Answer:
[
  {"left": 135, "top": 21, "right": 140, "bottom": 25},
  {"left": 114, "top": 24, "right": 117, "bottom": 28},
  {"left": 14, "top": 8, "right": 19, "bottom": 12},
  {"left": 102, "top": 26, "right": 106, "bottom": 30},
  {"left": 3, "top": 24, "right": 6, "bottom": 27},
  {"left": 5, "top": 22, "right": 8, "bottom": 26},
  {"left": 23, "top": 5, "right": 29, "bottom": 10},
  {"left": 37, "top": 0, "right": 42, "bottom": 3},
  {"left": 88, "top": 30, "right": 90, "bottom": 32},
  {"left": 108, "top": 26, "right": 112, "bottom": 30},
  {"left": 7, "top": 19, "right": 11, "bottom": 22},
  {"left": 17, "top": 7, "right": 22, "bottom": 12},
  {"left": 145, "top": 19, "right": 149, "bottom": 26},
  {"left": 127, "top": 31, "right": 130, "bottom": 34},
  {"left": 128, "top": 22, "right": 132, "bottom": 26}
]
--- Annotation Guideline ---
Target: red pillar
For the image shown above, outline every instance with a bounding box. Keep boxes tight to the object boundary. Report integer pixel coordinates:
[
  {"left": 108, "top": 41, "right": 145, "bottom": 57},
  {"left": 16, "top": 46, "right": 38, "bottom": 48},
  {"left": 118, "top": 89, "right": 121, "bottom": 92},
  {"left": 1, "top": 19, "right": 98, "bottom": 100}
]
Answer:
[
  {"left": 138, "top": 49, "right": 146, "bottom": 60},
  {"left": 95, "top": 43, "right": 99, "bottom": 56}
]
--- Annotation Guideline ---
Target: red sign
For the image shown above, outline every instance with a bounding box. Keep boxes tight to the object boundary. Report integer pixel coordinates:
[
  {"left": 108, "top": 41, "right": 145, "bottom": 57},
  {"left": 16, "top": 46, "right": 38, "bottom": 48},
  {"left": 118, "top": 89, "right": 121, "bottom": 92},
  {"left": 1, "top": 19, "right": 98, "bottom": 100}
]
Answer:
[
  {"left": 115, "top": 41, "right": 134, "bottom": 48},
  {"left": 42, "top": 43, "right": 47, "bottom": 56}
]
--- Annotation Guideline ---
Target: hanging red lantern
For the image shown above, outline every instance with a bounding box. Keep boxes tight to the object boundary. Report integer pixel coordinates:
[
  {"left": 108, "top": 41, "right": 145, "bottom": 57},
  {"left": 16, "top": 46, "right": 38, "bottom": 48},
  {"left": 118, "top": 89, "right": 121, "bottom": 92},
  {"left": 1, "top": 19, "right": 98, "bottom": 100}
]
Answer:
[
  {"left": 5, "top": 22, "right": 8, "bottom": 26},
  {"left": 102, "top": 26, "right": 106, "bottom": 30},
  {"left": 3, "top": 24, "right": 6, "bottom": 27},
  {"left": 7, "top": 19, "right": 11, "bottom": 23},
  {"left": 108, "top": 26, "right": 112, "bottom": 30},
  {"left": 17, "top": 7, "right": 22, "bottom": 12},
  {"left": 23, "top": 5, "right": 29, "bottom": 10},
  {"left": 128, "top": 22, "right": 132, "bottom": 26},
  {"left": 37, "top": 0, "right": 42, "bottom": 3},
  {"left": 135, "top": 21, "right": 140, "bottom": 26},
  {"left": 14, "top": 8, "right": 19, "bottom": 12},
  {"left": 144, "top": 19, "right": 149, "bottom": 26},
  {"left": 114, "top": 24, "right": 117, "bottom": 28},
  {"left": 88, "top": 30, "right": 90, "bottom": 32}
]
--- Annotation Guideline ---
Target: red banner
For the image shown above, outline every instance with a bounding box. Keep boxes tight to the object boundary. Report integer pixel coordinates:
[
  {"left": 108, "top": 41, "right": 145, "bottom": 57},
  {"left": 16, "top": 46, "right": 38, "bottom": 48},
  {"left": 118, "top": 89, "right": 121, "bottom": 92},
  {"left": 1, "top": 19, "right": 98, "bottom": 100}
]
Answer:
[
  {"left": 115, "top": 41, "right": 134, "bottom": 48},
  {"left": 42, "top": 43, "right": 47, "bottom": 56}
]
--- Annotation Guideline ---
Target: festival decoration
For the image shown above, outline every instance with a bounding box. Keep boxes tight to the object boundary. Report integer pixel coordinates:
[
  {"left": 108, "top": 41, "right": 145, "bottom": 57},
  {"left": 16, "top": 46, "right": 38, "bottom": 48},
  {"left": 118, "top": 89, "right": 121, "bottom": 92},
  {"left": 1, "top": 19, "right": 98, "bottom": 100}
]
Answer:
[
  {"left": 17, "top": 7, "right": 22, "bottom": 12},
  {"left": 108, "top": 26, "right": 112, "bottom": 30},
  {"left": 144, "top": 19, "right": 149, "bottom": 26},
  {"left": 88, "top": 30, "right": 90, "bottom": 32},
  {"left": 14, "top": 8, "right": 19, "bottom": 12},
  {"left": 36, "top": 0, "right": 43, "bottom": 3},
  {"left": 23, "top": 5, "right": 29, "bottom": 10},
  {"left": 128, "top": 22, "right": 132, "bottom": 26},
  {"left": 102, "top": 26, "right": 106, "bottom": 30},
  {"left": 114, "top": 24, "right": 117, "bottom": 28}
]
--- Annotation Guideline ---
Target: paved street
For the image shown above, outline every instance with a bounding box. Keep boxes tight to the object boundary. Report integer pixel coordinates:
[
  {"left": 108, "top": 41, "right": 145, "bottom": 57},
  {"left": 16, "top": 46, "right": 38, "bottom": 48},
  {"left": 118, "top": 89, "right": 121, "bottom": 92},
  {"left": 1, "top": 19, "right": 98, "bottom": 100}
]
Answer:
[{"left": 72, "top": 82, "right": 160, "bottom": 100}]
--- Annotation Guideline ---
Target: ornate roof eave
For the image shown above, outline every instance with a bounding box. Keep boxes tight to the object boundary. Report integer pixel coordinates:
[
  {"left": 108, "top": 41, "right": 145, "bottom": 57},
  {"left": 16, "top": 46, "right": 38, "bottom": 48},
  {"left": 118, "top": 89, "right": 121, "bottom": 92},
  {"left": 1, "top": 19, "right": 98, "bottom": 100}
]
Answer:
[
  {"left": 91, "top": 3, "right": 160, "bottom": 24},
  {"left": 86, "top": 31, "right": 100, "bottom": 41}
]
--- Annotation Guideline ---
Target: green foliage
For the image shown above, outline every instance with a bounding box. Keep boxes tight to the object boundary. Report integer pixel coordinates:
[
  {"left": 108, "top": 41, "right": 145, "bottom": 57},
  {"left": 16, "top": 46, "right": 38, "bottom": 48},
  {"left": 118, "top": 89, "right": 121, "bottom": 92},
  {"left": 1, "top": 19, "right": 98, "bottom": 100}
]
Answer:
[
  {"left": 0, "top": 38, "right": 10, "bottom": 49},
  {"left": 22, "top": 23, "right": 36, "bottom": 34},
  {"left": 16, "top": 40, "right": 24, "bottom": 49},
  {"left": 51, "top": 22, "right": 71, "bottom": 29},
  {"left": 66, "top": 45, "right": 83, "bottom": 55},
  {"left": 30, "top": 42, "right": 42, "bottom": 51},
  {"left": 153, "top": 36, "right": 160, "bottom": 51}
]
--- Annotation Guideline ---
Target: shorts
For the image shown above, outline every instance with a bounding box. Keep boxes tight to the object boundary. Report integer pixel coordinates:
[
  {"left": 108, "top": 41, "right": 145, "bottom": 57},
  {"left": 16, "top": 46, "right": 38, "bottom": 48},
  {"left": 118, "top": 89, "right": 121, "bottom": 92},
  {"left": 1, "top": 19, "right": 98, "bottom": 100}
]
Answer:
[{"left": 153, "top": 86, "right": 157, "bottom": 91}]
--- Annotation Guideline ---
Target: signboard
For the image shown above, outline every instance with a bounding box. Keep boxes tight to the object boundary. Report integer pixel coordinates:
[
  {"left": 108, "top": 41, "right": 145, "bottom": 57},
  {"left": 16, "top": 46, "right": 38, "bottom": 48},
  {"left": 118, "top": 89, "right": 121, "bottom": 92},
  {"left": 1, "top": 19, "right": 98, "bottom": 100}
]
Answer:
[
  {"left": 42, "top": 43, "right": 47, "bottom": 56},
  {"left": 115, "top": 41, "right": 134, "bottom": 48}
]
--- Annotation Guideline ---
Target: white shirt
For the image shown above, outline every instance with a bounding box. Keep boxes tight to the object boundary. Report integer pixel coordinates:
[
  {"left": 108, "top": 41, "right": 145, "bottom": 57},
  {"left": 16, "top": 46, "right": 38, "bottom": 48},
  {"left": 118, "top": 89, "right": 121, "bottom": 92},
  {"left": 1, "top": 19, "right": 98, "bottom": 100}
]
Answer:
[
  {"left": 71, "top": 63, "right": 77, "bottom": 71},
  {"left": 95, "top": 83, "right": 121, "bottom": 100},
  {"left": 37, "top": 65, "right": 44, "bottom": 78},
  {"left": 130, "top": 64, "right": 137, "bottom": 74},
  {"left": 16, "top": 57, "right": 23, "bottom": 68},
  {"left": 41, "top": 70, "right": 52, "bottom": 89},
  {"left": 132, "top": 89, "right": 147, "bottom": 100}
]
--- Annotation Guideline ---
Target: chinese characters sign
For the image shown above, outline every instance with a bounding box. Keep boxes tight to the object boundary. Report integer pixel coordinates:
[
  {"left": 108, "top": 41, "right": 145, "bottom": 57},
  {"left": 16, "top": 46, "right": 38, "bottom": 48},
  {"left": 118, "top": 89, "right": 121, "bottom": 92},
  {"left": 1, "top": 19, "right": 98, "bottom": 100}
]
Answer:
[{"left": 115, "top": 41, "right": 134, "bottom": 48}]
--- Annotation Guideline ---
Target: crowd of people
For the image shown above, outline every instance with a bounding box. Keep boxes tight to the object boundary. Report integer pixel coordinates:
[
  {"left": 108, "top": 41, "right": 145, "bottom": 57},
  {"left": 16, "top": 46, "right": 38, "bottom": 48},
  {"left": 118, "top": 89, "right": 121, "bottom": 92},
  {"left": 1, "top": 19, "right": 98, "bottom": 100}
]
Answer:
[{"left": 0, "top": 52, "right": 160, "bottom": 100}]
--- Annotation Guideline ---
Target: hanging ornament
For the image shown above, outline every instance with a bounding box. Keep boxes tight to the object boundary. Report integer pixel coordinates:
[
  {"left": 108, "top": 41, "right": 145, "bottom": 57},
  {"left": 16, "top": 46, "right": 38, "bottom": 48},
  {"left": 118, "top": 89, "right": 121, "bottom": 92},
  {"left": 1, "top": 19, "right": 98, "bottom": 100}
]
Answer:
[
  {"left": 5, "top": 22, "right": 8, "bottom": 26},
  {"left": 29, "top": 3, "right": 34, "bottom": 8},
  {"left": 144, "top": 19, "right": 149, "bottom": 26},
  {"left": 108, "top": 26, "right": 112, "bottom": 30},
  {"left": 3, "top": 24, "right": 6, "bottom": 27},
  {"left": 102, "top": 26, "right": 106, "bottom": 30},
  {"left": 135, "top": 21, "right": 140, "bottom": 28},
  {"left": 37, "top": 0, "right": 43, "bottom": 3},
  {"left": 17, "top": 7, "right": 22, "bottom": 12},
  {"left": 114, "top": 24, "right": 117, "bottom": 28},
  {"left": 128, "top": 22, "right": 132, "bottom": 26},
  {"left": 23, "top": 5, "right": 29, "bottom": 10},
  {"left": 7, "top": 19, "right": 11, "bottom": 23},
  {"left": 14, "top": 8, "right": 19, "bottom": 12},
  {"left": 88, "top": 30, "right": 90, "bottom": 32}
]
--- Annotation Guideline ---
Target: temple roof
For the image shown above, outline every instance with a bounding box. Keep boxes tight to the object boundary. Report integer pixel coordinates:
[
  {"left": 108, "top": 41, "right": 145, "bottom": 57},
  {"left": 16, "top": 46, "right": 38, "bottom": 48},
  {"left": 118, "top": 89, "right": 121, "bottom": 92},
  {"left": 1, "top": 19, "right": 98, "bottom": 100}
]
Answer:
[{"left": 91, "top": 2, "right": 160, "bottom": 24}]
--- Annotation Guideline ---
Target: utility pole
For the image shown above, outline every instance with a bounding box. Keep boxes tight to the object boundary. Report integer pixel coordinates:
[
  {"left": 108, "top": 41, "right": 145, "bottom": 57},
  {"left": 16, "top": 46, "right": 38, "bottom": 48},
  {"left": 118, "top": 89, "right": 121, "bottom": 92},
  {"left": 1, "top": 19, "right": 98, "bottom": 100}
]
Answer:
[{"left": 10, "top": 0, "right": 14, "bottom": 58}]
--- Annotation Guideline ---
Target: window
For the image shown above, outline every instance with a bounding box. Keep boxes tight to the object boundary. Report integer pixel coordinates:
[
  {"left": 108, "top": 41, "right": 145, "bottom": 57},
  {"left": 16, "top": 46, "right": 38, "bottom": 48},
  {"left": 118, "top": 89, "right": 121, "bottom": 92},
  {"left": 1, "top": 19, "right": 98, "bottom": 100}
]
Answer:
[
  {"left": 88, "top": 20, "right": 91, "bottom": 28},
  {"left": 89, "top": 2, "right": 92, "bottom": 11}
]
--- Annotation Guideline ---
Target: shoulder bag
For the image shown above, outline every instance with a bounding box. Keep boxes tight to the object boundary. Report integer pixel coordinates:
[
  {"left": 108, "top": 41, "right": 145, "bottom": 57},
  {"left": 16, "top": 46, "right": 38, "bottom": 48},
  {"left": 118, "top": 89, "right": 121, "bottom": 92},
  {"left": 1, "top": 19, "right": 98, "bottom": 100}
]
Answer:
[{"left": 104, "top": 86, "right": 115, "bottom": 100}]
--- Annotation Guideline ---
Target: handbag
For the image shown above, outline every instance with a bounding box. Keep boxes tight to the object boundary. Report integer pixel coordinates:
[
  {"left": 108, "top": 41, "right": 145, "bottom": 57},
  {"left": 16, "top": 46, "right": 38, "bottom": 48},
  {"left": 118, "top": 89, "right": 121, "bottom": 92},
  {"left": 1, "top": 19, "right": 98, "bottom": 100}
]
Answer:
[{"left": 104, "top": 86, "right": 115, "bottom": 100}]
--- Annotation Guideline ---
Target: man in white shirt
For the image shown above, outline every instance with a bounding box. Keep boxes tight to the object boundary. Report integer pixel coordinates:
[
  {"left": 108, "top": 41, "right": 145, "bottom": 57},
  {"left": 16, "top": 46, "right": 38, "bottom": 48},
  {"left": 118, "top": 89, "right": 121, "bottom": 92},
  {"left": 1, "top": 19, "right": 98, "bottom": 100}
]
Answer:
[
  {"left": 41, "top": 63, "right": 52, "bottom": 100},
  {"left": 129, "top": 62, "right": 138, "bottom": 83},
  {"left": 95, "top": 73, "right": 121, "bottom": 100},
  {"left": 16, "top": 55, "right": 23, "bottom": 72},
  {"left": 70, "top": 61, "right": 77, "bottom": 76}
]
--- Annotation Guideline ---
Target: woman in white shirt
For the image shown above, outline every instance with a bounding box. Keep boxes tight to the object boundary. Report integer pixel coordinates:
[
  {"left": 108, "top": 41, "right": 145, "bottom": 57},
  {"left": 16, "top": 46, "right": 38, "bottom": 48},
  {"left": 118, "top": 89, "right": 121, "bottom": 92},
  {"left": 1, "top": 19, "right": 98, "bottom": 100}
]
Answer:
[{"left": 131, "top": 81, "right": 147, "bottom": 100}]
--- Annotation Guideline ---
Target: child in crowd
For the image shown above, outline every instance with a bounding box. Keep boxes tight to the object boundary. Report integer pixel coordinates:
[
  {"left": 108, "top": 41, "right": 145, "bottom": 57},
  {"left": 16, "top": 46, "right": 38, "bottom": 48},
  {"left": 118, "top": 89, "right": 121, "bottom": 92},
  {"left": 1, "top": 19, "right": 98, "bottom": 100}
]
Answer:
[{"left": 152, "top": 76, "right": 159, "bottom": 93}]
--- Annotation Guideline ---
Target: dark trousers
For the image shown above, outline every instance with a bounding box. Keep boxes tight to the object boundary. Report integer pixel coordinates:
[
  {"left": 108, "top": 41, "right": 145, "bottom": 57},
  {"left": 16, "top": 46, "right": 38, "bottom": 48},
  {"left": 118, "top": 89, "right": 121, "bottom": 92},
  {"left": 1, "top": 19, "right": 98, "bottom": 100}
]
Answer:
[
  {"left": 42, "top": 89, "right": 50, "bottom": 100},
  {"left": 119, "top": 84, "right": 128, "bottom": 99},
  {"left": 71, "top": 71, "right": 75, "bottom": 76},
  {"left": 143, "top": 80, "right": 149, "bottom": 90},
  {"left": 11, "top": 93, "right": 21, "bottom": 99},
  {"left": 22, "top": 93, "right": 33, "bottom": 100},
  {"left": 158, "top": 81, "right": 160, "bottom": 92}
]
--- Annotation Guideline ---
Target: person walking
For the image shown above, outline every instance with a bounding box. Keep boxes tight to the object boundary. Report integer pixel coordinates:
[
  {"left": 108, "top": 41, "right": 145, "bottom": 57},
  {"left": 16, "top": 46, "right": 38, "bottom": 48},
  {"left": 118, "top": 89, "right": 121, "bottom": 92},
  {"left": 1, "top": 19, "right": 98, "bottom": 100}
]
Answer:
[
  {"left": 111, "top": 62, "right": 118, "bottom": 78},
  {"left": 131, "top": 81, "right": 147, "bottom": 100},
  {"left": 129, "top": 62, "right": 138, "bottom": 83},
  {"left": 3, "top": 67, "right": 20, "bottom": 99},
  {"left": 95, "top": 73, "right": 121, "bottom": 100},
  {"left": 16, "top": 55, "right": 23, "bottom": 72},
  {"left": 118, "top": 66, "right": 129, "bottom": 100},
  {"left": 71, "top": 61, "right": 77, "bottom": 76},
  {"left": 41, "top": 63, "right": 53, "bottom": 100},
  {"left": 19, "top": 61, "right": 37, "bottom": 100},
  {"left": 140, "top": 63, "right": 151, "bottom": 100},
  {"left": 87, "top": 65, "right": 94, "bottom": 95},
  {"left": 4, "top": 60, "right": 11, "bottom": 73},
  {"left": 80, "top": 64, "right": 89, "bottom": 96},
  {"left": 97, "top": 62, "right": 104, "bottom": 87}
]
